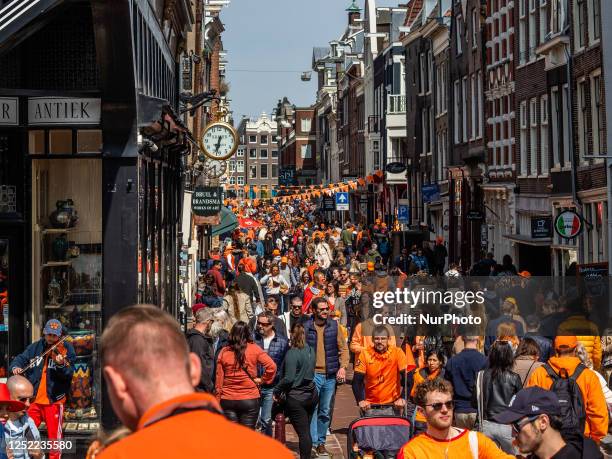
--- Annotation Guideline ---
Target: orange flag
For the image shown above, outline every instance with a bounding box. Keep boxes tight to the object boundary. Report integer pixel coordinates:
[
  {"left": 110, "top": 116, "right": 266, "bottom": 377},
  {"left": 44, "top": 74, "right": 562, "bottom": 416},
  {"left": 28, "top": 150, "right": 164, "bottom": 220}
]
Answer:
[
  {"left": 357, "top": 178, "right": 366, "bottom": 186},
  {"left": 375, "top": 170, "right": 384, "bottom": 178}
]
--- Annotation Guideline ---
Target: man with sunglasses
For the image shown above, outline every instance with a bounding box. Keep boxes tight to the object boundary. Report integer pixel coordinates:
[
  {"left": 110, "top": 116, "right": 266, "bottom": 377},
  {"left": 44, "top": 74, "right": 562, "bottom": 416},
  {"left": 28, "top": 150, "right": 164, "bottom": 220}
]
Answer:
[
  {"left": 254, "top": 311, "right": 288, "bottom": 436},
  {"left": 6, "top": 375, "right": 43, "bottom": 459},
  {"left": 398, "top": 378, "right": 514, "bottom": 459},
  {"left": 493, "top": 387, "right": 602, "bottom": 459},
  {"left": 248, "top": 296, "right": 288, "bottom": 339}
]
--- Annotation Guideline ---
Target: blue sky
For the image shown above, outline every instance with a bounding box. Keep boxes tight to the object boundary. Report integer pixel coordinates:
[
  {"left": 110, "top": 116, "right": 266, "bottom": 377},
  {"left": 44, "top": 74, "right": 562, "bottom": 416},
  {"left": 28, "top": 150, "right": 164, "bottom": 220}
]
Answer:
[{"left": 221, "top": 0, "right": 354, "bottom": 121}]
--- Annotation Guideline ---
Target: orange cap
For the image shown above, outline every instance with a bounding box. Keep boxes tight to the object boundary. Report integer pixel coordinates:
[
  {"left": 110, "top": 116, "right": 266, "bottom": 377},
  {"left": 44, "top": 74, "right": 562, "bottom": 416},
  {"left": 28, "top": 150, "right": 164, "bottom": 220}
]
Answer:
[
  {"left": 281, "top": 257, "right": 288, "bottom": 263},
  {"left": 554, "top": 336, "right": 578, "bottom": 350},
  {"left": 272, "top": 249, "right": 280, "bottom": 256},
  {"left": 518, "top": 270, "right": 531, "bottom": 278},
  {"left": 367, "top": 261, "right": 375, "bottom": 271}
]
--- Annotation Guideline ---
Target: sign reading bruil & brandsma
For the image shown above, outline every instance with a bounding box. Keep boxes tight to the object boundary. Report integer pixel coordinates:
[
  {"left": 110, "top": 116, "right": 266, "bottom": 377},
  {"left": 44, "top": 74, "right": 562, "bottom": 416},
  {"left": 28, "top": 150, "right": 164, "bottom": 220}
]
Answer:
[{"left": 28, "top": 97, "right": 101, "bottom": 125}]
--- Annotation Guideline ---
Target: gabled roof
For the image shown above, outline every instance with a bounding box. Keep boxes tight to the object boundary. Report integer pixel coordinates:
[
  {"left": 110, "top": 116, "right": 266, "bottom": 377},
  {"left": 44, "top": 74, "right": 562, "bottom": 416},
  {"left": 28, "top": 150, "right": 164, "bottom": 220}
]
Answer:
[{"left": 403, "top": 0, "right": 423, "bottom": 28}]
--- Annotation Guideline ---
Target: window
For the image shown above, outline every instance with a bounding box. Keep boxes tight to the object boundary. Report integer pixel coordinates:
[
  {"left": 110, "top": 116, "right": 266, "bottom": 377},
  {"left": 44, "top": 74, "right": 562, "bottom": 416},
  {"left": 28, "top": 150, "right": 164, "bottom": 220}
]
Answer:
[
  {"left": 271, "top": 149, "right": 279, "bottom": 158},
  {"left": 577, "top": 80, "right": 588, "bottom": 162},
  {"left": 456, "top": 16, "right": 463, "bottom": 55},
  {"left": 300, "top": 144, "right": 312, "bottom": 159},
  {"left": 272, "top": 164, "right": 278, "bottom": 178},
  {"left": 575, "top": 0, "right": 586, "bottom": 50},
  {"left": 237, "top": 160, "right": 244, "bottom": 173},
  {"left": 229, "top": 176, "right": 236, "bottom": 185},
  {"left": 590, "top": 0, "right": 601, "bottom": 42},
  {"left": 470, "top": 74, "right": 476, "bottom": 140},
  {"left": 260, "top": 149, "right": 268, "bottom": 159},
  {"left": 237, "top": 176, "right": 244, "bottom": 185},
  {"left": 454, "top": 80, "right": 461, "bottom": 144},
  {"left": 529, "top": 0, "right": 537, "bottom": 60},
  {"left": 436, "top": 62, "right": 447, "bottom": 115},
  {"left": 228, "top": 160, "right": 236, "bottom": 172},
  {"left": 462, "top": 77, "right": 468, "bottom": 142},
  {"left": 591, "top": 73, "right": 604, "bottom": 156},
  {"left": 249, "top": 148, "right": 257, "bottom": 158},
  {"left": 477, "top": 72, "right": 483, "bottom": 138},
  {"left": 520, "top": 100, "right": 528, "bottom": 175},
  {"left": 77, "top": 130, "right": 103, "bottom": 153},
  {"left": 237, "top": 148, "right": 245, "bottom": 157},
  {"left": 538, "top": 0, "right": 549, "bottom": 45},
  {"left": 260, "top": 164, "right": 268, "bottom": 178},
  {"left": 519, "top": 8, "right": 527, "bottom": 64},
  {"left": 421, "top": 108, "right": 430, "bottom": 154},
  {"left": 272, "top": 135, "right": 278, "bottom": 143},
  {"left": 540, "top": 95, "right": 549, "bottom": 173},
  {"left": 419, "top": 53, "right": 426, "bottom": 94},
  {"left": 249, "top": 135, "right": 257, "bottom": 143},
  {"left": 300, "top": 118, "right": 312, "bottom": 132},
  {"left": 260, "top": 135, "right": 268, "bottom": 144},
  {"left": 551, "top": 88, "right": 561, "bottom": 167},
  {"left": 472, "top": 8, "right": 479, "bottom": 48},
  {"left": 249, "top": 165, "right": 257, "bottom": 179},
  {"left": 530, "top": 98, "right": 538, "bottom": 175},
  {"left": 562, "top": 84, "right": 570, "bottom": 167},
  {"left": 427, "top": 51, "right": 433, "bottom": 94},
  {"left": 492, "top": 101, "right": 498, "bottom": 166}
]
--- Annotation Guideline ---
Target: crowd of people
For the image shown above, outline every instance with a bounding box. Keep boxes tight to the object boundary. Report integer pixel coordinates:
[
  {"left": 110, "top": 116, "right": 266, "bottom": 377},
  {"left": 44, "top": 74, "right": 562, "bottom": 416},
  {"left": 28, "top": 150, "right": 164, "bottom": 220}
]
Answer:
[{"left": 2, "top": 197, "right": 611, "bottom": 459}]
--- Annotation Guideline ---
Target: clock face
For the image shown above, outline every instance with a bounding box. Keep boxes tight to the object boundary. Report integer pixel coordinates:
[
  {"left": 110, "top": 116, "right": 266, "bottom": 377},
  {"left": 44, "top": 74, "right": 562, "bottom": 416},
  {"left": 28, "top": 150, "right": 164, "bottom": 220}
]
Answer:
[
  {"left": 202, "top": 159, "right": 227, "bottom": 179},
  {"left": 201, "top": 122, "right": 238, "bottom": 160}
]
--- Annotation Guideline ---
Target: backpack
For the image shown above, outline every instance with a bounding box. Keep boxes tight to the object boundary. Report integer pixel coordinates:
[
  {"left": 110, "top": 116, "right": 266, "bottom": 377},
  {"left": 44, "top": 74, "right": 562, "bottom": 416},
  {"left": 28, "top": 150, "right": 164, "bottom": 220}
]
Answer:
[{"left": 543, "top": 363, "right": 587, "bottom": 434}]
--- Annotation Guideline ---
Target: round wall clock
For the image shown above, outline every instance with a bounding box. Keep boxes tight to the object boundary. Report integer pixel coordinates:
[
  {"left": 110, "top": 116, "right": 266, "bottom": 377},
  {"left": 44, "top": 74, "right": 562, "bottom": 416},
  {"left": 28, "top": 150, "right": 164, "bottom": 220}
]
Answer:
[
  {"left": 201, "top": 158, "right": 228, "bottom": 179},
  {"left": 199, "top": 121, "right": 238, "bottom": 161}
]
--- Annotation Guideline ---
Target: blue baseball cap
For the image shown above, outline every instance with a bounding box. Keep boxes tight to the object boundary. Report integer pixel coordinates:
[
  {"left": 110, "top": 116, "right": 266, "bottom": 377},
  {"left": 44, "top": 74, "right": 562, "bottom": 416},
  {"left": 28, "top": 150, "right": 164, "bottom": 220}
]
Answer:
[
  {"left": 493, "top": 387, "right": 561, "bottom": 424},
  {"left": 43, "top": 319, "right": 63, "bottom": 336}
]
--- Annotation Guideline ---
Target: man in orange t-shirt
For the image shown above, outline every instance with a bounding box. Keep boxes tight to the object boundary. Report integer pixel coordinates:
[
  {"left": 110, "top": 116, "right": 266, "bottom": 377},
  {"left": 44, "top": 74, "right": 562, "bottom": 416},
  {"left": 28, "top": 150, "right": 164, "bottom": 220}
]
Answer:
[
  {"left": 94, "top": 304, "right": 291, "bottom": 459},
  {"left": 352, "top": 325, "right": 409, "bottom": 416},
  {"left": 10, "top": 319, "right": 76, "bottom": 459},
  {"left": 398, "top": 378, "right": 514, "bottom": 459}
]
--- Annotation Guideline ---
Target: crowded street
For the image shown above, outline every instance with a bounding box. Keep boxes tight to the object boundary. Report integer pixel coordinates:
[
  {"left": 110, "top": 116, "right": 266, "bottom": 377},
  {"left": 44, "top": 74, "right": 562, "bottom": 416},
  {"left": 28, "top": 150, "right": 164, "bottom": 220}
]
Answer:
[{"left": 1, "top": 0, "right": 612, "bottom": 458}]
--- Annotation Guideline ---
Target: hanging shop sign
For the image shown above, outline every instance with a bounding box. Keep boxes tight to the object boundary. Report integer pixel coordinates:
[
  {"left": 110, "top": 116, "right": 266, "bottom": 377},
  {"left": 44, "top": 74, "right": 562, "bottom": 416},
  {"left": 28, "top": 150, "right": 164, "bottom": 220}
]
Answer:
[
  {"left": 279, "top": 166, "right": 297, "bottom": 186},
  {"left": 531, "top": 216, "right": 552, "bottom": 239},
  {"left": 192, "top": 186, "right": 223, "bottom": 217},
  {"left": 422, "top": 184, "right": 441, "bottom": 203},
  {"left": 385, "top": 162, "right": 406, "bottom": 174},
  {"left": 466, "top": 210, "right": 484, "bottom": 220},
  {"left": 576, "top": 262, "right": 609, "bottom": 297},
  {"left": 0, "top": 97, "right": 18, "bottom": 125},
  {"left": 554, "top": 210, "right": 583, "bottom": 239},
  {"left": 322, "top": 195, "right": 335, "bottom": 211},
  {"left": 28, "top": 97, "right": 101, "bottom": 125}
]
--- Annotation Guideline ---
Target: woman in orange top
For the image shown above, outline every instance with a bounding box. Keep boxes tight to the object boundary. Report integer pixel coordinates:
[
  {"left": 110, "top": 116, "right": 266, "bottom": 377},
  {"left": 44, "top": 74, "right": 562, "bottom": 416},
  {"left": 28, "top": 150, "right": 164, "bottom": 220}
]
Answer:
[
  {"left": 411, "top": 349, "right": 445, "bottom": 434},
  {"left": 215, "top": 321, "right": 276, "bottom": 430}
]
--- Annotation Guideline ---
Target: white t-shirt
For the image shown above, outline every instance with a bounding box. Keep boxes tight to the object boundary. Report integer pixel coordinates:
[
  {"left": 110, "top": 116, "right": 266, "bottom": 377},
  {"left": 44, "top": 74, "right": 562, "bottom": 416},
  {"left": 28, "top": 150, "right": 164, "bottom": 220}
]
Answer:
[{"left": 263, "top": 334, "right": 275, "bottom": 351}]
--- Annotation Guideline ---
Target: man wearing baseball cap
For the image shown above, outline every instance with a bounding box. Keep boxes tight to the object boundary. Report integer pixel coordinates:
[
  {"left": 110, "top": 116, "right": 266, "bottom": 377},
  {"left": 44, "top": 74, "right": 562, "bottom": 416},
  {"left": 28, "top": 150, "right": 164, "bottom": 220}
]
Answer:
[
  {"left": 526, "top": 335, "right": 608, "bottom": 443},
  {"left": 494, "top": 387, "right": 602, "bottom": 458},
  {"left": 9, "top": 319, "right": 76, "bottom": 459}
]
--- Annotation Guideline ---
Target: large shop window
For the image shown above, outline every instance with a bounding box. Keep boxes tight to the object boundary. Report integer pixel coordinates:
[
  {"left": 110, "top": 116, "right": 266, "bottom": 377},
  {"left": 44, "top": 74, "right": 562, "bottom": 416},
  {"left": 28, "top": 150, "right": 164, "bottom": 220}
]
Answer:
[{"left": 31, "top": 154, "right": 102, "bottom": 431}]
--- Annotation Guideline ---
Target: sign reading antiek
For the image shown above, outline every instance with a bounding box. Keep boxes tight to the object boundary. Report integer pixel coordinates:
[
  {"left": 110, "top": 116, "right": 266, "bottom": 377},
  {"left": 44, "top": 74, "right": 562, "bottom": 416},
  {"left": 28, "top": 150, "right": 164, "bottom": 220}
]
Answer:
[
  {"left": 192, "top": 186, "right": 223, "bottom": 216},
  {"left": 28, "top": 97, "right": 101, "bottom": 125}
]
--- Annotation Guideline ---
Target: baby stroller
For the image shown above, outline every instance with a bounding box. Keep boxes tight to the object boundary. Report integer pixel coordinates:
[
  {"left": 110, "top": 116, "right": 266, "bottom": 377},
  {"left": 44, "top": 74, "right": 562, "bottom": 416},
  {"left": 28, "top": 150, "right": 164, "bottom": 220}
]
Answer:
[{"left": 347, "top": 414, "right": 413, "bottom": 459}]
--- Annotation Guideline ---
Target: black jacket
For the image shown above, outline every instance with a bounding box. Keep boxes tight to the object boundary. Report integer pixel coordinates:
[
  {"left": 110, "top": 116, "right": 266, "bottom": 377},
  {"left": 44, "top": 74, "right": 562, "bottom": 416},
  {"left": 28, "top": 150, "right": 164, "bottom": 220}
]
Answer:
[
  {"left": 186, "top": 328, "right": 215, "bottom": 393},
  {"left": 473, "top": 369, "right": 522, "bottom": 420},
  {"left": 235, "top": 272, "right": 260, "bottom": 303}
]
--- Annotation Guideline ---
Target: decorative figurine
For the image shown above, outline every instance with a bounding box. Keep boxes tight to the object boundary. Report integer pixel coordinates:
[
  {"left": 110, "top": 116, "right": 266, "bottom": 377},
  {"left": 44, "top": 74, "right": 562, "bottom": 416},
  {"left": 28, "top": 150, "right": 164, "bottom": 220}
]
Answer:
[{"left": 49, "top": 199, "right": 78, "bottom": 228}]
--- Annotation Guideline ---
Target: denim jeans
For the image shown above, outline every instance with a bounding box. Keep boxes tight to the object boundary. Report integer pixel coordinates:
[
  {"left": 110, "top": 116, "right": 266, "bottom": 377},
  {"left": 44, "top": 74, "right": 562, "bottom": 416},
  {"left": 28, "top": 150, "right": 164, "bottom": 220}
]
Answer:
[
  {"left": 482, "top": 420, "right": 515, "bottom": 454},
  {"left": 310, "top": 373, "right": 337, "bottom": 446},
  {"left": 259, "top": 386, "right": 274, "bottom": 436}
]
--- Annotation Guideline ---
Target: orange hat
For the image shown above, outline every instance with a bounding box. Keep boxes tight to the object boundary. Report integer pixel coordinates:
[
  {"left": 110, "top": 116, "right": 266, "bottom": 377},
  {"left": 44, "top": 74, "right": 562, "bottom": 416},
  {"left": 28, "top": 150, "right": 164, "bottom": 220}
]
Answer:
[
  {"left": 272, "top": 249, "right": 280, "bottom": 256},
  {"left": 367, "top": 261, "right": 375, "bottom": 271},
  {"left": 554, "top": 336, "right": 578, "bottom": 351},
  {"left": 518, "top": 270, "right": 531, "bottom": 278},
  {"left": 281, "top": 256, "right": 288, "bottom": 263}
]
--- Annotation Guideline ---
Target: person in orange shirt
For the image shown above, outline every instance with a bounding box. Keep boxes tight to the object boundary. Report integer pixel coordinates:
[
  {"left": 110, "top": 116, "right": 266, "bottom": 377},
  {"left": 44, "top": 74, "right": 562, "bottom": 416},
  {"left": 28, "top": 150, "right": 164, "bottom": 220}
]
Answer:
[
  {"left": 10, "top": 319, "right": 76, "bottom": 459},
  {"left": 410, "top": 349, "right": 445, "bottom": 434},
  {"left": 353, "top": 326, "right": 409, "bottom": 417},
  {"left": 94, "top": 304, "right": 291, "bottom": 459},
  {"left": 397, "top": 379, "right": 514, "bottom": 459},
  {"left": 526, "top": 335, "right": 609, "bottom": 443}
]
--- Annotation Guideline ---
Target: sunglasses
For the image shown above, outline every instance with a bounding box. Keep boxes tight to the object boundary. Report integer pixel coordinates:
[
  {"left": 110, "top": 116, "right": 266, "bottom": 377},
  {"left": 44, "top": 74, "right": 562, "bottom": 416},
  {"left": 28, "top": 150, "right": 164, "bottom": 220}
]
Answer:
[
  {"left": 18, "top": 396, "right": 34, "bottom": 404},
  {"left": 425, "top": 400, "right": 454, "bottom": 411},
  {"left": 511, "top": 415, "right": 540, "bottom": 435},
  {"left": 257, "top": 322, "right": 272, "bottom": 327}
]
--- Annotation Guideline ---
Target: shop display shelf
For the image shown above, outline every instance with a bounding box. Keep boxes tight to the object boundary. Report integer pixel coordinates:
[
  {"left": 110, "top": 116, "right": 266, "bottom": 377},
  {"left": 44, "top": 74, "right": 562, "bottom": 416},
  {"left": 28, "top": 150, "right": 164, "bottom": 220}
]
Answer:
[
  {"left": 41, "top": 228, "right": 75, "bottom": 235},
  {"left": 41, "top": 261, "right": 72, "bottom": 268}
]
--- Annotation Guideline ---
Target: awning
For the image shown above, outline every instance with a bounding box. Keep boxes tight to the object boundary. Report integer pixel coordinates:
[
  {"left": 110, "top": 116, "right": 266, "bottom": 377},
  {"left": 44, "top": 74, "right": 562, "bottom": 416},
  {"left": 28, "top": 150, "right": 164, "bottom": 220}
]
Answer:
[
  {"left": 0, "top": 0, "right": 64, "bottom": 52},
  {"left": 211, "top": 207, "right": 238, "bottom": 237},
  {"left": 503, "top": 234, "right": 552, "bottom": 247}
]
